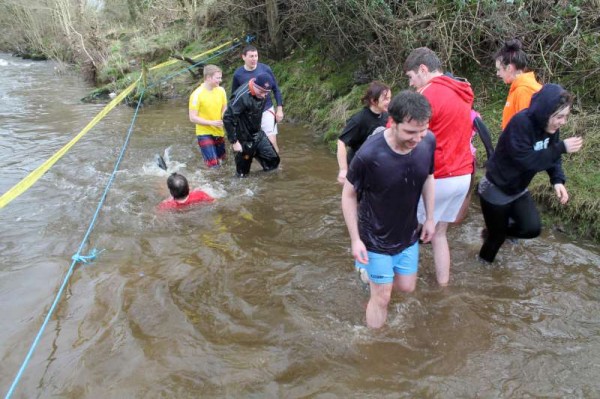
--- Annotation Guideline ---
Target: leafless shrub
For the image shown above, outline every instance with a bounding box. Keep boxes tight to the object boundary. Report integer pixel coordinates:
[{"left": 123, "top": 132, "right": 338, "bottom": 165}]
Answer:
[{"left": 211, "top": 0, "right": 600, "bottom": 103}]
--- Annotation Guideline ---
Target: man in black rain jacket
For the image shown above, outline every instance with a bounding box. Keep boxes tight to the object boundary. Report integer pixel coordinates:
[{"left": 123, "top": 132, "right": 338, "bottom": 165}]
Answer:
[{"left": 223, "top": 73, "right": 280, "bottom": 177}]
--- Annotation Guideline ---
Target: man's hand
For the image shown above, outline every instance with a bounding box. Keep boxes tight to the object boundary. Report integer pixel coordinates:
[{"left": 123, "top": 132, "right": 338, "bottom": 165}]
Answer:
[
  {"left": 554, "top": 183, "right": 569, "bottom": 204},
  {"left": 352, "top": 239, "right": 369, "bottom": 265},
  {"left": 232, "top": 141, "right": 242, "bottom": 152},
  {"left": 276, "top": 107, "right": 284, "bottom": 123},
  {"left": 213, "top": 120, "right": 224, "bottom": 127},
  {"left": 420, "top": 219, "right": 436, "bottom": 243}
]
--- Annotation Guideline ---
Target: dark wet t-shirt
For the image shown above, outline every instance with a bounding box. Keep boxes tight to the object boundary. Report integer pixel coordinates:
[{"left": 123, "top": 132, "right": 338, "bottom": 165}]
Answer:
[
  {"left": 347, "top": 132, "right": 435, "bottom": 255},
  {"left": 339, "top": 107, "right": 388, "bottom": 163}
]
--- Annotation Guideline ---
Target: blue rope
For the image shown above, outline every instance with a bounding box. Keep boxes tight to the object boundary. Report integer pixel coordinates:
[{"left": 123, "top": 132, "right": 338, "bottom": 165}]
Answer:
[
  {"left": 5, "top": 37, "right": 243, "bottom": 398},
  {"left": 4, "top": 83, "right": 147, "bottom": 399},
  {"left": 71, "top": 248, "right": 105, "bottom": 264}
]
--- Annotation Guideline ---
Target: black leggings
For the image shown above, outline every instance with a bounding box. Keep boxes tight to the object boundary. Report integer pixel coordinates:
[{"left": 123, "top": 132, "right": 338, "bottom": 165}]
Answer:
[
  {"left": 479, "top": 191, "right": 541, "bottom": 262},
  {"left": 235, "top": 132, "right": 280, "bottom": 177}
]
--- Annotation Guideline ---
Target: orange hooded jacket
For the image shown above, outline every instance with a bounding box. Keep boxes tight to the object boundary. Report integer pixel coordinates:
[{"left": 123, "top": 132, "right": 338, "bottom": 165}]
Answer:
[{"left": 501, "top": 71, "right": 542, "bottom": 130}]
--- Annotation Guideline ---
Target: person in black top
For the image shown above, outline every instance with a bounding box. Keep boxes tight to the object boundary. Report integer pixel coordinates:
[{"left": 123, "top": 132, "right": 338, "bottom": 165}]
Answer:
[
  {"left": 478, "top": 84, "right": 583, "bottom": 263},
  {"left": 336, "top": 81, "right": 391, "bottom": 184},
  {"left": 223, "top": 73, "right": 280, "bottom": 177},
  {"left": 342, "top": 91, "right": 435, "bottom": 329}
]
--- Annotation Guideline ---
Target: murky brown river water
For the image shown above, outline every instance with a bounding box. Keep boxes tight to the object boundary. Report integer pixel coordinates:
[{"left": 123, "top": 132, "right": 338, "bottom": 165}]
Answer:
[{"left": 1, "top": 53, "right": 600, "bottom": 398}]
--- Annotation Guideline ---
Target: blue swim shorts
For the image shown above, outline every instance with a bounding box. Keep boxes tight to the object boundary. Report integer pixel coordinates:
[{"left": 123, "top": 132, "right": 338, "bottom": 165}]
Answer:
[{"left": 354, "top": 242, "right": 419, "bottom": 284}]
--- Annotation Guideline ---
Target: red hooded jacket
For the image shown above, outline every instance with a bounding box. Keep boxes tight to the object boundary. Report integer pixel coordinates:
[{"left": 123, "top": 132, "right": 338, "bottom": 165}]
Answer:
[{"left": 420, "top": 76, "right": 475, "bottom": 178}]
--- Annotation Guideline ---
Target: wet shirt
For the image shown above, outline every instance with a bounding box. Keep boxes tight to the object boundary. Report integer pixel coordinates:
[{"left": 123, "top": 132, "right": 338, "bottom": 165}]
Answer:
[
  {"left": 188, "top": 85, "right": 227, "bottom": 137},
  {"left": 347, "top": 132, "right": 435, "bottom": 255},
  {"left": 339, "top": 107, "right": 388, "bottom": 163},
  {"left": 158, "top": 190, "right": 214, "bottom": 210}
]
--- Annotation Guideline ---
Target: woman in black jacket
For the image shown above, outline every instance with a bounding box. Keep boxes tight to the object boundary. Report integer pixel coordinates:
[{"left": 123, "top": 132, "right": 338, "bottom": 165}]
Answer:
[{"left": 478, "top": 84, "right": 583, "bottom": 263}]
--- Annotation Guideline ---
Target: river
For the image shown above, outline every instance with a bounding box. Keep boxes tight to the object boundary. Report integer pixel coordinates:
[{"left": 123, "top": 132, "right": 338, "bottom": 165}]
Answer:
[{"left": 1, "top": 53, "right": 599, "bottom": 398}]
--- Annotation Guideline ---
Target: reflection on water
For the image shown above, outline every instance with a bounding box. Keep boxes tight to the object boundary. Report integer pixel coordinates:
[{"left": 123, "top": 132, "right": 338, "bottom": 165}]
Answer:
[{"left": 1, "top": 53, "right": 600, "bottom": 398}]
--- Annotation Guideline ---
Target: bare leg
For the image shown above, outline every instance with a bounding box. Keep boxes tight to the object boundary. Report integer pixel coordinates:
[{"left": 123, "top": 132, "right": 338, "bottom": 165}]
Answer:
[
  {"left": 392, "top": 273, "right": 417, "bottom": 293},
  {"left": 366, "top": 282, "right": 392, "bottom": 329},
  {"left": 431, "top": 222, "right": 450, "bottom": 286}
]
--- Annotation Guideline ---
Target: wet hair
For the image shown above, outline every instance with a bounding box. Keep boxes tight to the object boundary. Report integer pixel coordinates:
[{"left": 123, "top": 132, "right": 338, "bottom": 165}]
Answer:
[
  {"left": 167, "top": 173, "right": 190, "bottom": 200},
  {"left": 551, "top": 91, "right": 574, "bottom": 115},
  {"left": 494, "top": 39, "right": 529, "bottom": 71},
  {"left": 403, "top": 47, "right": 442, "bottom": 73},
  {"left": 388, "top": 90, "right": 432, "bottom": 124},
  {"left": 242, "top": 45, "right": 258, "bottom": 56},
  {"left": 203, "top": 64, "right": 222, "bottom": 79},
  {"left": 361, "top": 81, "right": 391, "bottom": 107}
]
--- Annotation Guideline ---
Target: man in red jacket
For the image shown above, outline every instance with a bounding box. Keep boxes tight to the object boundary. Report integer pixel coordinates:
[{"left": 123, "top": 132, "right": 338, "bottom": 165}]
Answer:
[{"left": 403, "top": 47, "right": 475, "bottom": 286}]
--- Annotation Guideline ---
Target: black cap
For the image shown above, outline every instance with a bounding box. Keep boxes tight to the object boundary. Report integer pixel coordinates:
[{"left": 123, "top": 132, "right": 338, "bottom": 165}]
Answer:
[{"left": 253, "top": 73, "right": 273, "bottom": 91}]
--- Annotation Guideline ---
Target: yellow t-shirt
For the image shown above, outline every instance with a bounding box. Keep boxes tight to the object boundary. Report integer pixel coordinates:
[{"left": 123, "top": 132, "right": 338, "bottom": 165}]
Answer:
[{"left": 189, "top": 85, "right": 227, "bottom": 137}]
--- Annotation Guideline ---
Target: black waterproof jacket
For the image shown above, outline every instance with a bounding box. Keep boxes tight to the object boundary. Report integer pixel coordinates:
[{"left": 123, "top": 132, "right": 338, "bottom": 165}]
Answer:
[
  {"left": 486, "top": 84, "right": 567, "bottom": 195},
  {"left": 223, "top": 82, "right": 267, "bottom": 144}
]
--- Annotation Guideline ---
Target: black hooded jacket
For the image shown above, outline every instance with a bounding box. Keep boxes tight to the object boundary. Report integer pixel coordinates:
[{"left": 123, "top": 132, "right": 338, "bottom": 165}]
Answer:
[
  {"left": 485, "top": 84, "right": 568, "bottom": 195},
  {"left": 223, "top": 82, "right": 267, "bottom": 144}
]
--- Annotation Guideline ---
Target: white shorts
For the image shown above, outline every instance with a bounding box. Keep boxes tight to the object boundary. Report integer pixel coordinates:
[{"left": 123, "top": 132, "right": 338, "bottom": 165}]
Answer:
[
  {"left": 418, "top": 174, "right": 471, "bottom": 224},
  {"left": 261, "top": 106, "right": 278, "bottom": 136}
]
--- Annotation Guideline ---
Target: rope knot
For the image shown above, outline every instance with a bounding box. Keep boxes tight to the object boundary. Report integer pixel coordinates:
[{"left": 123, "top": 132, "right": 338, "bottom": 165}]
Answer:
[{"left": 72, "top": 248, "right": 104, "bottom": 264}]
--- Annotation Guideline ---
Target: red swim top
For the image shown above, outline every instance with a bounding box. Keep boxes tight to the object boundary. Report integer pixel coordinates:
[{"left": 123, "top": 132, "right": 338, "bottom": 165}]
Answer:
[{"left": 158, "top": 190, "right": 214, "bottom": 210}]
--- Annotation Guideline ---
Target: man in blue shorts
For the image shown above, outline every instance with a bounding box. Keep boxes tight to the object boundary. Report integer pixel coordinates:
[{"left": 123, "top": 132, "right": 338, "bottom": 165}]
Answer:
[{"left": 341, "top": 91, "right": 436, "bottom": 329}]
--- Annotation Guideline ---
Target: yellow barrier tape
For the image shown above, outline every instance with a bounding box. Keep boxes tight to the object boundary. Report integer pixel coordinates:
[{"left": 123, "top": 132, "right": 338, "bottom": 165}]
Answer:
[
  {"left": 150, "top": 39, "right": 237, "bottom": 71},
  {"left": 0, "top": 79, "right": 139, "bottom": 209},
  {"left": 0, "top": 36, "right": 241, "bottom": 210}
]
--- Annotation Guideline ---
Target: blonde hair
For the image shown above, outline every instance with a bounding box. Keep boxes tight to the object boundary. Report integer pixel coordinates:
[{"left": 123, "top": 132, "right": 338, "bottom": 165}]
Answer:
[{"left": 203, "top": 64, "right": 222, "bottom": 79}]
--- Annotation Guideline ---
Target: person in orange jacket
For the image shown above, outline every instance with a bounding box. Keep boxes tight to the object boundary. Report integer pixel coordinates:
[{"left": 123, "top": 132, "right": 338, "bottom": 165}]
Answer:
[{"left": 495, "top": 39, "right": 542, "bottom": 130}]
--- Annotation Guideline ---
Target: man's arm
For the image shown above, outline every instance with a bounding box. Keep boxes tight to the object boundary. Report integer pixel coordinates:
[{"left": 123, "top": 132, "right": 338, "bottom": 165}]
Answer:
[
  {"left": 266, "top": 66, "right": 284, "bottom": 122},
  {"left": 231, "top": 70, "right": 241, "bottom": 96},
  {"left": 420, "top": 174, "right": 435, "bottom": 243},
  {"left": 341, "top": 180, "right": 368, "bottom": 264},
  {"left": 188, "top": 109, "right": 223, "bottom": 127},
  {"left": 223, "top": 102, "right": 242, "bottom": 151},
  {"left": 336, "top": 140, "right": 349, "bottom": 184}
]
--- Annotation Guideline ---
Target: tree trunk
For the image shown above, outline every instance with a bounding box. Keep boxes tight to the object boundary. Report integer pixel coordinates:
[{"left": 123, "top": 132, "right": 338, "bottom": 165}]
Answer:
[{"left": 265, "top": 0, "right": 283, "bottom": 58}]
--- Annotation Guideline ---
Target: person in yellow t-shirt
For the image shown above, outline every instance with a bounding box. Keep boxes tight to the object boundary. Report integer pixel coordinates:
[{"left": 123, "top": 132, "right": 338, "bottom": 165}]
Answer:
[
  {"left": 189, "top": 65, "right": 228, "bottom": 168},
  {"left": 494, "top": 39, "right": 542, "bottom": 130}
]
